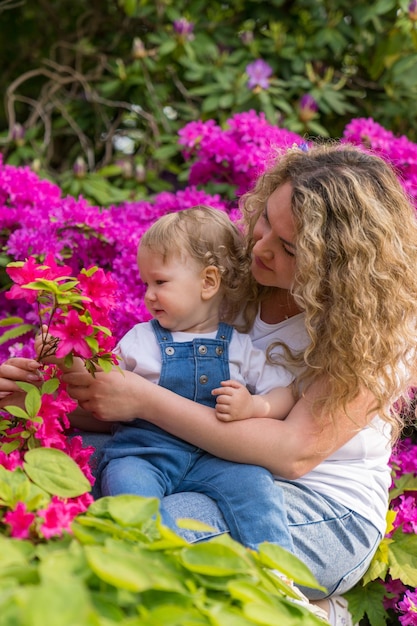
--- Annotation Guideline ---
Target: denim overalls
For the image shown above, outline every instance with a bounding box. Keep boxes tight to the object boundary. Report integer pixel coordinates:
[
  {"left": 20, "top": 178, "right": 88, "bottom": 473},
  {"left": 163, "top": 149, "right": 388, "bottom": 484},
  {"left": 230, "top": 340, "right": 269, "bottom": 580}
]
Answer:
[{"left": 98, "top": 320, "right": 293, "bottom": 551}]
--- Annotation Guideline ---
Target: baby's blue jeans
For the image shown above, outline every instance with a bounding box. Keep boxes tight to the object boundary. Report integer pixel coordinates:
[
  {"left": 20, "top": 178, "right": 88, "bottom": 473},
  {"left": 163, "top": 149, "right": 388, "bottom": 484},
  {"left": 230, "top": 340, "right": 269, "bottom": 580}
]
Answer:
[{"left": 98, "top": 421, "right": 293, "bottom": 552}]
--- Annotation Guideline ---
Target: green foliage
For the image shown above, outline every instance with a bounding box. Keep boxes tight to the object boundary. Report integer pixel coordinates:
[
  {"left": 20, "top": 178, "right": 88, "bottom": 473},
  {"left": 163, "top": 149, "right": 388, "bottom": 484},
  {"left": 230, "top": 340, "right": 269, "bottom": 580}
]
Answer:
[
  {"left": 1, "top": 0, "right": 417, "bottom": 204},
  {"left": 343, "top": 468, "right": 417, "bottom": 625},
  {"left": 0, "top": 494, "right": 326, "bottom": 625}
]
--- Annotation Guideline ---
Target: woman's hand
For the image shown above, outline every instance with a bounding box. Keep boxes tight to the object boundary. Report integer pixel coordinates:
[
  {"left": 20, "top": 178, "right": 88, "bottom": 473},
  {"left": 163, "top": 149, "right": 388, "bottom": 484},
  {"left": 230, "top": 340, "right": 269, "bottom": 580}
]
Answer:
[{"left": 0, "top": 358, "right": 43, "bottom": 408}]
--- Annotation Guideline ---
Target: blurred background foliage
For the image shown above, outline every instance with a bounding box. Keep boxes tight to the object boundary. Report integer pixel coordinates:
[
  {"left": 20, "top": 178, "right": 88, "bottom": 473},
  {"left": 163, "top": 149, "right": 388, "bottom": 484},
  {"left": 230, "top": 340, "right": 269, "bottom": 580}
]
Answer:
[{"left": 1, "top": 0, "right": 417, "bottom": 206}]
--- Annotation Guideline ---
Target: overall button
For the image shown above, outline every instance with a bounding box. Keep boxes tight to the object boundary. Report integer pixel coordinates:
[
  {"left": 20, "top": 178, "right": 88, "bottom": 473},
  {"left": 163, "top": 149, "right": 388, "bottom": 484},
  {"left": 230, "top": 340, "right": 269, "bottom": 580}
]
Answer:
[
  {"left": 198, "top": 345, "right": 207, "bottom": 355},
  {"left": 199, "top": 374, "right": 208, "bottom": 384},
  {"left": 165, "top": 347, "right": 175, "bottom": 355},
  {"left": 215, "top": 346, "right": 223, "bottom": 355}
]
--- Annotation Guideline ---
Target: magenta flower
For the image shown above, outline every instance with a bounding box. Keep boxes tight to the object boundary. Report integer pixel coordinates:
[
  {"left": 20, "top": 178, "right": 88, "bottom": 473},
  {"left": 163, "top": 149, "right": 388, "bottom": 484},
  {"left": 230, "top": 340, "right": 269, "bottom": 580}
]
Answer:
[
  {"left": 38, "top": 495, "right": 91, "bottom": 539},
  {"left": 0, "top": 450, "right": 23, "bottom": 471},
  {"left": 49, "top": 309, "right": 93, "bottom": 359},
  {"left": 246, "top": 59, "right": 273, "bottom": 90},
  {"left": 6, "top": 256, "right": 47, "bottom": 304},
  {"left": 4, "top": 502, "right": 36, "bottom": 539},
  {"left": 77, "top": 267, "right": 118, "bottom": 317},
  {"left": 5, "top": 254, "right": 72, "bottom": 304},
  {"left": 397, "top": 589, "right": 417, "bottom": 625}
]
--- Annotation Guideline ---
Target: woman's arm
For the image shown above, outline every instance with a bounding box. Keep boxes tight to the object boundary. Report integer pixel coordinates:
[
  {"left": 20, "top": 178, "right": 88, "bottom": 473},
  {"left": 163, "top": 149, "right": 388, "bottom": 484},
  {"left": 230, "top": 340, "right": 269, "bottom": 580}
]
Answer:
[{"left": 62, "top": 367, "right": 376, "bottom": 478}]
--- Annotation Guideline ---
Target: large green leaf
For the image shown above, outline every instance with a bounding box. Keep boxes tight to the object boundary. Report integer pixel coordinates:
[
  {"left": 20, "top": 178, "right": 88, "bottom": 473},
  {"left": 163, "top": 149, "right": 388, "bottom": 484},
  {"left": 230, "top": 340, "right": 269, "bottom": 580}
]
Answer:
[
  {"left": 257, "top": 542, "right": 325, "bottom": 592},
  {"left": 387, "top": 529, "right": 417, "bottom": 586},
  {"left": 23, "top": 448, "right": 91, "bottom": 498},
  {"left": 180, "top": 541, "right": 252, "bottom": 576},
  {"left": 85, "top": 543, "right": 186, "bottom": 593}
]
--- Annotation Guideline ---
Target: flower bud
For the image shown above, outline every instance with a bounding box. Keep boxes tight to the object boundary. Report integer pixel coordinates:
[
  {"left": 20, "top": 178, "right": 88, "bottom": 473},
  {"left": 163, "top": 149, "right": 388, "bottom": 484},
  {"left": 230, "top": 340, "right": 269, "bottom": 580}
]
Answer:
[
  {"left": 73, "top": 156, "right": 87, "bottom": 178},
  {"left": 298, "top": 94, "right": 318, "bottom": 123}
]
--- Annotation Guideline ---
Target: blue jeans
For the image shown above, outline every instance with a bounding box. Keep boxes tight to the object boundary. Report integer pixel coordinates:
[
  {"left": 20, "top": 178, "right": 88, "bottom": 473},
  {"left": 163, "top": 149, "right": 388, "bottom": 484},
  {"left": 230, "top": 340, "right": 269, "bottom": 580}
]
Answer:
[
  {"left": 81, "top": 431, "right": 381, "bottom": 599},
  {"left": 98, "top": 421, "right": 293, "bottom": 552}
]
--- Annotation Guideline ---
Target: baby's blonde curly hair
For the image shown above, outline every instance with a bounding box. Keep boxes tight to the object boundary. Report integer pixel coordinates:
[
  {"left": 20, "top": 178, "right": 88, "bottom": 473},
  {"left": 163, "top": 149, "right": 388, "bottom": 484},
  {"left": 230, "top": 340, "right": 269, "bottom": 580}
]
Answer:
[
  {"left": 139, "top": 205, "right": 252, "bottom": 327},
  {"left": 241, "top": 143, "right": 417, "bottom": 440}
]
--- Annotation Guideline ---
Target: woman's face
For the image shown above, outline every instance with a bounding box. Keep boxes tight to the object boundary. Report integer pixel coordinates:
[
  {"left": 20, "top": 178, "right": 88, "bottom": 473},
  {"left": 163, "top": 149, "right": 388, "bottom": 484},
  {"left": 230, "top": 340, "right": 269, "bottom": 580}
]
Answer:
[{"left": 250, "top": 182, "right": 297, "bottom": 290}]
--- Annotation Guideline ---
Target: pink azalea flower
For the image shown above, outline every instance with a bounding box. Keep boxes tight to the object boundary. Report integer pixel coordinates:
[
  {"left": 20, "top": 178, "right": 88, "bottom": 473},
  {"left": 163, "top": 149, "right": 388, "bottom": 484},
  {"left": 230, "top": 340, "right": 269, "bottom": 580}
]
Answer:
[
  {"left": 77, "top": 267, "right": 118, "bottom": 324},
  {"left": 49, "top": 309, "right": 93, "bottom": 359},
  {"left": 5, "top": 256, "right": 45, "bottom": 303},
  {"left": 0, "top": 449, "right": 23, "bottom": 471},
  {"left": 6, "top": 255, "right": 72, "bottom": 303},
  {"left": 4, "top": 502, "right": 36, "bottom": 539},
  {"left": 38, "top": 495, "right": 91, "bottom": 539}
]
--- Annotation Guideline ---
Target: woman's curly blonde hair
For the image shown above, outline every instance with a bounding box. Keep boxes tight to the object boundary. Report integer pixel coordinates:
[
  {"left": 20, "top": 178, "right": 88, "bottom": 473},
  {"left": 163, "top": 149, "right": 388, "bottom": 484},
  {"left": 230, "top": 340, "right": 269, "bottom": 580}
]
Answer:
[
  {"left": 139, "top": 205, "right": 252, "bottom": 327},
  {"left": 241, "top": 143, "right": 417, "bottom": 440}
]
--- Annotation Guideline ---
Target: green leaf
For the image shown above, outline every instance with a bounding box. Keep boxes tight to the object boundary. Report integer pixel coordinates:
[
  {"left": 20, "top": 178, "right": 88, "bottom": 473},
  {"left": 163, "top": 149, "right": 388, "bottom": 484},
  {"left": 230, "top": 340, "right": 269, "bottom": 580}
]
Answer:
[
  {"left": 345, "top": 581, "right": 387, "bottom": 626},
  {"left": 387, "top": 529, "right": 417, "bottom": 586},
  {"left": 23, "top": 576, "right": 92, "bottom": 626},
  {"left": 159, "top": 39, "right": 178, "bottom": 57},
  {"left": 0, "top": 317, "right": 24, "bottom": 327},
  {"left": 97, "top": 357, "right": 113, "bottom": 372},
  {"left": 85, "top": 543, "right": 186, "bottom": 592},
  {"left": 89, "top": 494, "right": 160, "bottom": 526},
  {"left": 244, "top": 599, "right": 320, "bottom": 626},
  {"left": 0, "top": 324, "right": 34, "bottom": 345},
  {"left": 85, "top": 336, "right": 99, "bottom": 352},
  {"left": 390, "top": 473, "right": 417, "bottom": 500},
  {"left": 23, "top": 448, "right": 91, "bottom": 498},
  {"left": 41, "top": 378, "right": 59, "bottom": 395},
  {"left": 257, "top": 543, "right": 326, "bottom": 592},
  {"left": 4, "top": 405, "right": 30, "bottom": 420},
  {"left": 57, "top": 280, "right": 80, "bottom": 292},
  {"left": 23, "top": 279, "right": 61, "bottom": 293},
  {"left": 180, "top": 541, "right": 252, "bottom": 576},
  {"left": 119, "top": 0, "right": 137, "bottom": 17},
  {"left": 25, "top": 387, "right": 42, "bottom": 419}
]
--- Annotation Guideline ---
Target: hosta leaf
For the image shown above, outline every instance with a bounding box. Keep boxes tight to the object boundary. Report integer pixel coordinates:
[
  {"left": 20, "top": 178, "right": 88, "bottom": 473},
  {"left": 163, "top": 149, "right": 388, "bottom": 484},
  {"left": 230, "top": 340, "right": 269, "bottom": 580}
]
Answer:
[
  {"left": 180, "top": 542, "right": 251, "bottom": 576},
  {"left": 257, "top": 542, "right": 325, "bottom": 592},
  {"left": 23, "top": 448, "right": 91, "bottom": 497}
]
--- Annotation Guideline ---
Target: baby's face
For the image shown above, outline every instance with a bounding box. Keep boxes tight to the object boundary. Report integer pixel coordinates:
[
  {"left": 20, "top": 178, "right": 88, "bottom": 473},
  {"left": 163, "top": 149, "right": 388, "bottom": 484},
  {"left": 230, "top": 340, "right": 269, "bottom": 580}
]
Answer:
[{"left": 138, "top": 246, "right": 207, "bottom": 332}]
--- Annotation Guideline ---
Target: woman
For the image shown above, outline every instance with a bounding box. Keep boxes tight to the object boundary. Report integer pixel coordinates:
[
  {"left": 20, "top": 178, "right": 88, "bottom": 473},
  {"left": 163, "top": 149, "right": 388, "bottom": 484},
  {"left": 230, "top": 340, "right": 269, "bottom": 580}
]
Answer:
[{"left": 2, "top": 143, "right": 417, "bottom": 626}]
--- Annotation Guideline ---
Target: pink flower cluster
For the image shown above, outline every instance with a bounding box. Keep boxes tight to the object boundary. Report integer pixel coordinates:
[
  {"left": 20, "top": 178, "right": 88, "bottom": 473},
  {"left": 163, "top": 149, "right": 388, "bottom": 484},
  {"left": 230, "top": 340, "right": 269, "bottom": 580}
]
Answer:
[
  {"left": 5, "top": 255, "right": 118, "bottom": 363},
  {"left": 342, "top": 117, "right": 417, "bottom": 207},
  {"left": 0, "top": 367, "right": 94, "bottom": 540},
  {"left": 385, "top": 439, "right": 417, "bottom": 624},
  {"left": 0, "top": 256, "right": 121, "bottom": 540},
  {"left": 178, "top": 110, "right": 305, "bottom": 196}
]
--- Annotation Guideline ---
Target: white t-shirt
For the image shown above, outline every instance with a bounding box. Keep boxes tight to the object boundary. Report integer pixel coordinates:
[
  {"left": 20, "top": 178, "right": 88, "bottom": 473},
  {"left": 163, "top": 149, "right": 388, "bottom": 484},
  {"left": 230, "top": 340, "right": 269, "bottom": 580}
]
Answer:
[
  {"left": 249, "top": 311, "right": 392, "bottom": 535},
  {"left": 115, "top": 321, "right": 292, "bottom": 396}
]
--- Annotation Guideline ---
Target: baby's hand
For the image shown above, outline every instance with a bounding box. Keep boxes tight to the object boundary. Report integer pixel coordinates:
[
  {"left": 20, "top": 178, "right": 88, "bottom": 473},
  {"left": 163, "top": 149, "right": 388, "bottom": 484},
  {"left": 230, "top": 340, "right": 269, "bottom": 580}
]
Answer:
[{"left": 212, "top": 380, "right": 254, "bottom": 421}]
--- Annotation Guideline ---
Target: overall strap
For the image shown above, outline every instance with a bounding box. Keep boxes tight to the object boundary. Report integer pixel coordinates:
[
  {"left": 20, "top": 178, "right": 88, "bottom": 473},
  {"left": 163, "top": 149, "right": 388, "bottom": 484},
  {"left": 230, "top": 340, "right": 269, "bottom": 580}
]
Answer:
[
  {"left": 151, "top": 319, "right": 173, "bottom": 343},
  {"left": 216, "top": 322, "right": 234, "bottom": 343}
]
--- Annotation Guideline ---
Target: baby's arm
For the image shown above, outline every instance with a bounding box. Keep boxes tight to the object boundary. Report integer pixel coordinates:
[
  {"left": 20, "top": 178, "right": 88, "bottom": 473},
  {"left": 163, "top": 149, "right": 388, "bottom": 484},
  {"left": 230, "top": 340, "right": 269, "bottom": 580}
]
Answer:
[{"left": 212, "top": 380, "right": 295, "bottom": 422}]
